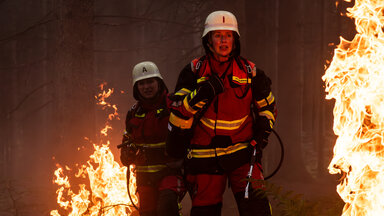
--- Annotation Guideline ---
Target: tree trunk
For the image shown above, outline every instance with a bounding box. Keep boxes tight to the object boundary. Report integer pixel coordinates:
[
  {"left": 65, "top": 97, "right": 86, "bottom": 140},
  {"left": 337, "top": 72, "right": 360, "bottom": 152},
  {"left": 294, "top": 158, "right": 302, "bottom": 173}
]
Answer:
[
  {"left": 243, "top": 0, "right": 281, "bottom": 179},
  {"left": 244, "top": 0, "right": 314, "bottom": 182},
  {"left": 242, "top": 0, "right": 355, "bottom": 186},
  {"left": 52, "top": 0, "right": 95, "bottom": 165}
]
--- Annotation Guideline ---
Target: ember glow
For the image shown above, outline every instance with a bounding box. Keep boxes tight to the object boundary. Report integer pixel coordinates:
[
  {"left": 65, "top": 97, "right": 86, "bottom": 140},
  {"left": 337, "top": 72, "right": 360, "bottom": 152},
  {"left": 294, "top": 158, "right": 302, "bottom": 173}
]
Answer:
[
  {"left": 323, "top": 0, "right": 384, "bottom": 215},
  {"left": 50, "top": 85, "right": 138, "bottom": 216}
]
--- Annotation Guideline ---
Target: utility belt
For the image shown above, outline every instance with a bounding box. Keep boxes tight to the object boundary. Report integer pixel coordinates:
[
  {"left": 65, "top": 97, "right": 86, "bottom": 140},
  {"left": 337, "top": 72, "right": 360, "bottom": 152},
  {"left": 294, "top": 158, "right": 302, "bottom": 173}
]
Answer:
[{"left": 185, "top": 136, "right": 254, "bottom": 175}]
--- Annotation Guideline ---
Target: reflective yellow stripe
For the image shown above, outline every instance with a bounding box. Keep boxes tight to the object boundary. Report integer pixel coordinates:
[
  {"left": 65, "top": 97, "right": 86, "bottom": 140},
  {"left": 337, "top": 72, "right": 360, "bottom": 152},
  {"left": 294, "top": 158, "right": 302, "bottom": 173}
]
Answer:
[
  {"left": 189, "top": 142, "right": 249, "bottom": 158},
  {"left": 259, "top": 110, "right": 275, "bottom": 122},
  {"left": 175, "top": 88, "right": 191, "bottom": 96},
  {"left": 136, "top": 165, "right": 167, "bottom": 173},
  {"left": 135, "top": 113, "right": 145, "bottom": 118},
  {"left": 135, "top": 142, "right": 166, "bottom": 148},
  {"left": 183, "top": 95, "right": 198, "bottom": 114},
  {"left": 233, "top": 76, "right": 251, "bottom": 84},
  {"left": 169, "top": 112, "right": 193, "bottom": 129},
  {"left": 194, "top": 101, "right": 206, "bottom": 109},
  {"left": 256, "top": 92, "right": 275, "bottom": 108},
  {"left": 197, "top": 77, "right": 207, "bottom": 83},
  {"left": 156, "top": 108, "right": 164, "bottom": 114},
  {"left": 200, "top": 115, "right": 248, "bottom": 130}
]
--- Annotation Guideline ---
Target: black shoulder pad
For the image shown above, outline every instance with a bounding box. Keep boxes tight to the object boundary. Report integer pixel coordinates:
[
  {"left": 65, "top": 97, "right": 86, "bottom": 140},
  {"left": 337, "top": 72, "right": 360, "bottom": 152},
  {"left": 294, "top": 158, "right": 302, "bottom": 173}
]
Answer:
[{"left": 252, "top": 69, "right": 272, "bottom": 100}]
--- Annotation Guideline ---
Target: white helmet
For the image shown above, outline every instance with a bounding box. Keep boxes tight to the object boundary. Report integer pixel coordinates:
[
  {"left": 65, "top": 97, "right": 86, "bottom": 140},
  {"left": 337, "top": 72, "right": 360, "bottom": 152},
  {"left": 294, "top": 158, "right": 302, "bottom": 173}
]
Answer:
[
  {"left": 202, "top": 10, "right": 240, "bottom": 38},
  {"left": 132, "top": 61, "right": 163, "bottom": 86}
]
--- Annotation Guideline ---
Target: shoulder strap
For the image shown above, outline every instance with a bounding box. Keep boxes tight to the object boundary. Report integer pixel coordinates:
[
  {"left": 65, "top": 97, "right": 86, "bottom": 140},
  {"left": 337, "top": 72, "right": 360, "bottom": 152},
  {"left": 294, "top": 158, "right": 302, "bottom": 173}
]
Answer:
[
  {"left": 127, "top": 103, "right": 139, "bottom": 119},
  {"left": 191, "top": 55, "right": 207, "bottom": 76},
  {"left": 125, "top": 102, "right": 140, "bottom": 131},
  {"left": 236, "top": 56, "right": 254, "bottom": 78}
]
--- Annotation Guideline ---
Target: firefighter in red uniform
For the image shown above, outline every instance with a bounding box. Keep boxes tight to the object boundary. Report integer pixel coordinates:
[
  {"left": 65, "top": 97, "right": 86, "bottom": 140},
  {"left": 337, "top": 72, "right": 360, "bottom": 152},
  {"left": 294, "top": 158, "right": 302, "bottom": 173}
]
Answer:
[
  {"left": 166, "top": 11, "right": 277, "bottom": 216},
  {"left": 120, "top": 61, "right": 184, "bottom": 216}
]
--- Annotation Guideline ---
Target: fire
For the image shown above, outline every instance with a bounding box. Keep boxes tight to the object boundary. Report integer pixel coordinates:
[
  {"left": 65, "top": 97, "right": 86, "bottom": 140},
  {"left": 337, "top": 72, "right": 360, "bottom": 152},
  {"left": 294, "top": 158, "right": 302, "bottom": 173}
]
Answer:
[
  {"left": 323, "top": 0, "right": 384, "bottom": 215},
  {"left": 50, "top": 85, "right": 138, "bottom": 216}
]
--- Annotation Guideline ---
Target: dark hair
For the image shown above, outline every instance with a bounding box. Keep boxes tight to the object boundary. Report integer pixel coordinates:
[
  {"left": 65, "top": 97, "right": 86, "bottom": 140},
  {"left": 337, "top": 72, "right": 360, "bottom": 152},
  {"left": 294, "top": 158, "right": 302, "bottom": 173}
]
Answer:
[
  {"left": 202, "top": 31, "right": 241, "bottom": 57},
  {"left": 133, "top": 77, "right": 168, "bottom": 101}
]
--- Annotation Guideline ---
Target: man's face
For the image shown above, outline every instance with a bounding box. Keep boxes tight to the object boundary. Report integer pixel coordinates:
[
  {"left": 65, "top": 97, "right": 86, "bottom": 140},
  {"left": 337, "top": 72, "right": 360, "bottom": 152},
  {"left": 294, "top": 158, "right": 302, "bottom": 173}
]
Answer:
[
  {"left": 137, "top": 77, "right": 159, "bottom": 99},
  {"left": 210, "top": 30, "right": 234, "bottom": 59}
]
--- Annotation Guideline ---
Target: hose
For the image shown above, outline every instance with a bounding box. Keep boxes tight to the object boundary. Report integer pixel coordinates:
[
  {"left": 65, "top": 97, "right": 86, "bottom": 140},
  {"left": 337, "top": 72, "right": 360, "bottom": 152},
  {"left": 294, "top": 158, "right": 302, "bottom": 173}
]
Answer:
[{"left": 264, "top": 129, "right": 284, "bottom": 180}]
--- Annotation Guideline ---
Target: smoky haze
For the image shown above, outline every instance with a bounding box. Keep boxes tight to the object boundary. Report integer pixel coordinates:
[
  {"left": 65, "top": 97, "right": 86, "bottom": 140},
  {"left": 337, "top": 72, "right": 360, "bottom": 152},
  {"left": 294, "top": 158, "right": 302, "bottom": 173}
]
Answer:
[{"left": 0, "top": 0, "right": 356, "bottom": 215}]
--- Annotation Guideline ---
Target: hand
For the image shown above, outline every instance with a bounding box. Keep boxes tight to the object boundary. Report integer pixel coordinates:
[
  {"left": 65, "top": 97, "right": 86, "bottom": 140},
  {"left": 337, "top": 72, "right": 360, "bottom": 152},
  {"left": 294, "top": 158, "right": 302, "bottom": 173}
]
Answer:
[
  {"left": 253, "top": 116, "right": 272, "bottom": 149},
  {"left": 188, "top": 73, "right": 224, "bottom": 107},
  {"left": 205, "top": 73, "right": 225, "bottom": 97},
  {"left": 254, "top": 132, "right": 269, "bottom": 149},
  {"left": 120, "top": 145, "right": 137, "bottom": 166}
]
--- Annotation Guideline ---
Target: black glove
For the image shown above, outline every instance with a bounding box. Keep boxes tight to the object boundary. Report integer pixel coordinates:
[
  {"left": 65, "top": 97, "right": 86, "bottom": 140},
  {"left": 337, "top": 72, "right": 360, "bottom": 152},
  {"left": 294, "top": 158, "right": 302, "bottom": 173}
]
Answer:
[
  {"left": 119, "top": 135, "right": 137, "bottom": 166},
  {"left": 253, "top": 116, "right": 272, "bottom": 149},
  {"left": 188, "top": 73, "right": 224, "bottom": 107},
  {"left": 120, "top": 146, "right": 136, "bottom": 166},
  {"left": 251, "top": 69, "right": 272, "bottom": 101}
]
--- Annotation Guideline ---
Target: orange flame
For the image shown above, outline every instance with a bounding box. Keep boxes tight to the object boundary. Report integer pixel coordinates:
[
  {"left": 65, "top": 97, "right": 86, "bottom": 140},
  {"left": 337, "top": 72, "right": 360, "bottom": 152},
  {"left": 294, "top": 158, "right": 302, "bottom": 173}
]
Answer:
[
  {"left": 50, "top": 84, "right": 138, "bottom": 215},
  {"left": 323, "top": 0, "right": 384, "bottom": 215}
]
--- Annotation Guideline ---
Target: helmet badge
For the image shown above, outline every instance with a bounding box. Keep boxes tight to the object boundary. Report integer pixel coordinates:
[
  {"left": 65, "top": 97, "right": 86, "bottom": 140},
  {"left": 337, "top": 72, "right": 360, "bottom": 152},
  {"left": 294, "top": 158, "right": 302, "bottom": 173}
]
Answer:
[{"left": 142, "top": 67, "right": 147, "bottom": 73}]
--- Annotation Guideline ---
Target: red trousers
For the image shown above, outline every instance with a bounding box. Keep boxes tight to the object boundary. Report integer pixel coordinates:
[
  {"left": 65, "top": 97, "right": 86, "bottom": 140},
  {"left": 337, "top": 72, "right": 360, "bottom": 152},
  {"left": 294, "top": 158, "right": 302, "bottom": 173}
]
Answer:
[{"left": 186, "top": 163, "right": 264, "bottom": 206}]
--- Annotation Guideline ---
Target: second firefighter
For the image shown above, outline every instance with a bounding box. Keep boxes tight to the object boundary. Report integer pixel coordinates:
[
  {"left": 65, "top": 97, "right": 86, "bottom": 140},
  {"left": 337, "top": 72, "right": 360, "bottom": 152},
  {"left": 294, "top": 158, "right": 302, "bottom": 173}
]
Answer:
[{"left": 120, "top": 61, "right": 185, "bottom": 216}]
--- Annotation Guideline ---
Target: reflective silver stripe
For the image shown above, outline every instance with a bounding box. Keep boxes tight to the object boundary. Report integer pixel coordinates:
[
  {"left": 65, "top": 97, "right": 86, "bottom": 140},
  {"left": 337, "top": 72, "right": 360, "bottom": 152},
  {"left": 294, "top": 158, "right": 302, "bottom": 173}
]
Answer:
[
  {"left": 134, "top": 142, "right": 166, "bottom": 148},
  {"left": 200, "top": 115, "right": 249, "bottom": 130}
]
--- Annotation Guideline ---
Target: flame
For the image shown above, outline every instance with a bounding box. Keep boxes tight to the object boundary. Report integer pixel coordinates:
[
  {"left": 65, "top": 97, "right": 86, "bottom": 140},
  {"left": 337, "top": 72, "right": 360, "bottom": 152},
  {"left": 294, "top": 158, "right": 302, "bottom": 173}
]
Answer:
[
  {"left": 50, "top": 84, "right": 138, "bottom": 215},
  {"left": 323, "top": 0, "right": 384, "bottom": 215}
]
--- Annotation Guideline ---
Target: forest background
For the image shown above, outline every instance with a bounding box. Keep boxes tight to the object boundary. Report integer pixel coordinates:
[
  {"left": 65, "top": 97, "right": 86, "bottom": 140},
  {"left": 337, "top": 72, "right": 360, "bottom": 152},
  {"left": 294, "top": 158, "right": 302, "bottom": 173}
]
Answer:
[{"left": 0, "top": 0, "right": 356, "bottom": 215}]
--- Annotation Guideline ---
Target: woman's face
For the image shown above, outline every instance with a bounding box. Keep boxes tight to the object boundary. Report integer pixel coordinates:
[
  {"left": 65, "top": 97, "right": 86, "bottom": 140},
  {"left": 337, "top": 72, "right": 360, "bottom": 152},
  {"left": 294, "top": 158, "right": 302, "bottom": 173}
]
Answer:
[
  {"left": 137, "top": 77, "right": 159, "bottom": 99},
  {"left": 210, "top": 30, "right": 234, "bottom": 61}
]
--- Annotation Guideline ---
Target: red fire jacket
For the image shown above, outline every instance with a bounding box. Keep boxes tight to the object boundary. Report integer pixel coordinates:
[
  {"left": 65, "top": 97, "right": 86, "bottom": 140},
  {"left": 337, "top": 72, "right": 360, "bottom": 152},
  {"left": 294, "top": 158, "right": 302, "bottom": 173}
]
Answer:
[
  {"left": 121, "top": 91, "right": 174, "bottom": 185},
  {"left": 169, "top": 55, "right": 277, "bottom": 174}
]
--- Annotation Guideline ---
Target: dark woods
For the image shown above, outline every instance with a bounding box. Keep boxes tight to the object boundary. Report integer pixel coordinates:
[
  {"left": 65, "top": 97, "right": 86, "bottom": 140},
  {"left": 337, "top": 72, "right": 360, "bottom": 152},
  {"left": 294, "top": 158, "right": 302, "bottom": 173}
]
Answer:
[{"left": 0, "top": 0, "right": 355, "bottom": 215}]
